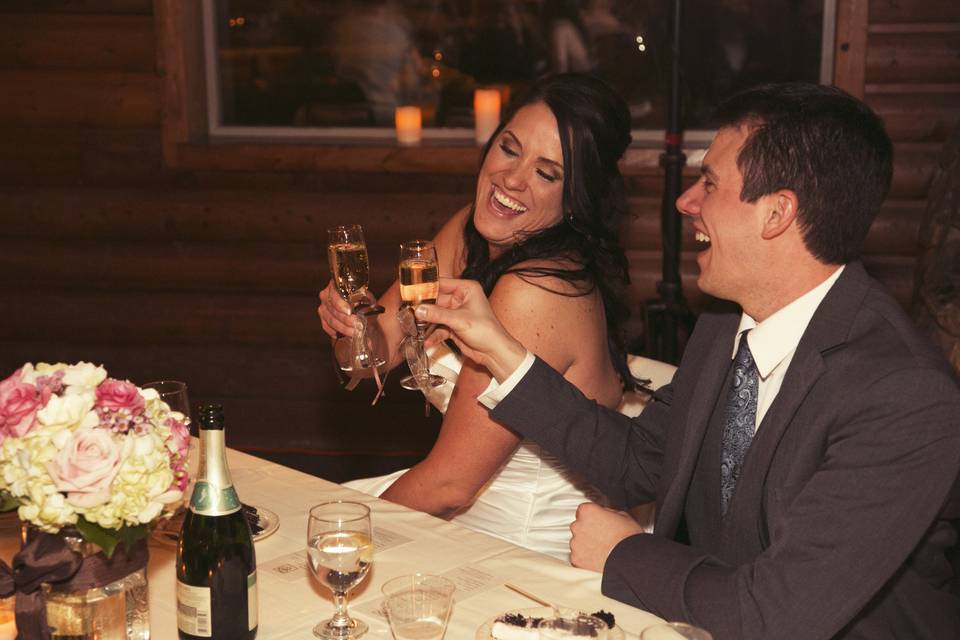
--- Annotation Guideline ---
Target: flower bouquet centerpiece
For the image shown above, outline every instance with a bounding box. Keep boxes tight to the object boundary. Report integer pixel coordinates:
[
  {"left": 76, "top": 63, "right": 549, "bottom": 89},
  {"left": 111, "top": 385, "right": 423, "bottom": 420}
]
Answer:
[{"left": 0, "top": 362, "right": 191, "bottom": 639}]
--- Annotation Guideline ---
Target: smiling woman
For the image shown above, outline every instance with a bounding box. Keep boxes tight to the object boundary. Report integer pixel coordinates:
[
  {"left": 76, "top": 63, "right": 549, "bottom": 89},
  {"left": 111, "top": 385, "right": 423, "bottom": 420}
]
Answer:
[{"left": 317, "top": 73, "right": 644, "bottom": 560}]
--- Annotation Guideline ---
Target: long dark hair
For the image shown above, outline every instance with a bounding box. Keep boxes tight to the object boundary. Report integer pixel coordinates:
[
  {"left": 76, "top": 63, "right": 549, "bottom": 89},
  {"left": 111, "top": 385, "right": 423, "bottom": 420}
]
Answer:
[{"left": 460, "top": 73, "right": 639, "bottom": 389}]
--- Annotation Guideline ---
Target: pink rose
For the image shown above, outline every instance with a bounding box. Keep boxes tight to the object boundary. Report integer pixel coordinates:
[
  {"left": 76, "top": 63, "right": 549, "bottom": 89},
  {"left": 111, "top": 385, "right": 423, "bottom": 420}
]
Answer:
[
  {"left": 0, "top": 370, "right": 43, "bottom": 440},
  {"left": 95, "top": 378, "right": 145, "bottom": 414},
  {"left": 47, "top": 428, "right": 124, "bottom": 508},
  {"left": 166, "top": 416, "right": 191, "bottom": 457},
  {"left": 165, "top": 416, "right": 191, "bottom": 491}
]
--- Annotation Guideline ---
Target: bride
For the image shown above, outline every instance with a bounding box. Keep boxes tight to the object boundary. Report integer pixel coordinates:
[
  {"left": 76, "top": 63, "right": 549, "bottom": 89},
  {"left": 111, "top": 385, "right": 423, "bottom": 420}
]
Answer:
[{"left": 317, "top": 73, "right": 643, "bottom": 561}]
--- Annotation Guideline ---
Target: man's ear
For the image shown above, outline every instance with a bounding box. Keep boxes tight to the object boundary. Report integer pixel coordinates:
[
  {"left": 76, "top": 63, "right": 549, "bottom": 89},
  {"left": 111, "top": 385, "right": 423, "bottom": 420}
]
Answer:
[{"left": 761, "top": 189, "right": 799, "bottom": 240}]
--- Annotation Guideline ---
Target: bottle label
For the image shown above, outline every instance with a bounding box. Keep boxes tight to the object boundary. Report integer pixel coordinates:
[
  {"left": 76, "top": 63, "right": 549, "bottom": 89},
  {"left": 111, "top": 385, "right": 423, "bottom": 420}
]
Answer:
[
  {"left": 248, "top": 571, "right": 258, "bottom": 631},
  {"left": 177, "top": 581, "right": 212, "bottom": 637},
  {"left": 189, "top": 480, "right": 241, "bottom": 516}
]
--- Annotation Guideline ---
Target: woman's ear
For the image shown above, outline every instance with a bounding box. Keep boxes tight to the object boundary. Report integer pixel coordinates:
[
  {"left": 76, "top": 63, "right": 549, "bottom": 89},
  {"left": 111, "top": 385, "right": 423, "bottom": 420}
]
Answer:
[{"left": 760, "top": 189, "right": 799, "bottom": 240}]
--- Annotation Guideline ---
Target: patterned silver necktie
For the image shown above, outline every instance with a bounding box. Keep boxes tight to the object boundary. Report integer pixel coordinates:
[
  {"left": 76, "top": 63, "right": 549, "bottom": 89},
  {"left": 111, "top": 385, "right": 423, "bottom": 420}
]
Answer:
[{"left": 720, "top": 330, "right": 759, "bottom": 516}]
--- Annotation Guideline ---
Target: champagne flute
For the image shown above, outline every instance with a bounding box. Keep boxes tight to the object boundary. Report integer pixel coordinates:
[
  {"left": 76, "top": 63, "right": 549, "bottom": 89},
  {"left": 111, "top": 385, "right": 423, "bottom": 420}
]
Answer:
[
  {"left": 328, "top": 225, "right": 382, "bottom": 374},
  {"left": 398, "top": 239, "right": 445, "bottom": 390},
  {"left": 328, "top": 225, "right": 371, "bottom": 308},
  {"left": 306, "top": 501, "right": 373, "bottom": 639}
]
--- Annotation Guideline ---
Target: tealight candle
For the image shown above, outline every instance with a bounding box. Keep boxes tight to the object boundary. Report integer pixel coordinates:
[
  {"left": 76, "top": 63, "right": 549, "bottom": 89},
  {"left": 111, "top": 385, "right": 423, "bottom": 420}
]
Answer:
[
  {"left": 474, "top": 88, "right": 501, "bottom": 145},
  {"left": 395, "top": 106, "right": 422, "bottom": 146}
]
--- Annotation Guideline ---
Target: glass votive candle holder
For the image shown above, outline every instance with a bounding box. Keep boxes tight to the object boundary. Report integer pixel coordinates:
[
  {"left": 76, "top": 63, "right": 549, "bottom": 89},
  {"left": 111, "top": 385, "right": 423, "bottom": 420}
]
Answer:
[{"left": 395, "top": 106, "right": 423, "bottom": 146}]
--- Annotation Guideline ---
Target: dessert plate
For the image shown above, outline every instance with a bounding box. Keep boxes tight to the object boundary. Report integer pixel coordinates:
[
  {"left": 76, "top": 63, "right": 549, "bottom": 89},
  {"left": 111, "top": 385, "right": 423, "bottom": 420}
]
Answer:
[
  {"left": 151, "top": 505, "right": 279, "bottom": 548},
  {"left": 476, "top": 606, "right": 625, "bottom": 640}
]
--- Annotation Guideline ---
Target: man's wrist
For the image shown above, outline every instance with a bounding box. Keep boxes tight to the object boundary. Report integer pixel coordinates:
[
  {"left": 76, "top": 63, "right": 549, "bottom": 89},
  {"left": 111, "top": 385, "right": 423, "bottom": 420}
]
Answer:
[{"left": 488, "top": 335, "right": 528, "bottom": 382}]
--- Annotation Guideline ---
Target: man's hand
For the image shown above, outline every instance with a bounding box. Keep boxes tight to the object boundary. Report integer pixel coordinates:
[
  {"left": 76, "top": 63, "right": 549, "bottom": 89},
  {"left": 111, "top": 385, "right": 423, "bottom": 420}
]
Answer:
[
  {"left": 570, "top": 502, "right": 645, "bottom": 572},
  {"left": 417, "top": 278, "right": 527, "bottom": 381}
]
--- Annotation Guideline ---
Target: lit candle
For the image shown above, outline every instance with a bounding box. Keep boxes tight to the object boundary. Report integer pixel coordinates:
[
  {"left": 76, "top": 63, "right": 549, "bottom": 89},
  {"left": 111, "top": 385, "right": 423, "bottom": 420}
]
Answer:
[
  {"left": 474, "top": 89, "right": 502, "bottom": 146},
  {"left": 395, "top": 106, "right": 422, "bottom": 146}
]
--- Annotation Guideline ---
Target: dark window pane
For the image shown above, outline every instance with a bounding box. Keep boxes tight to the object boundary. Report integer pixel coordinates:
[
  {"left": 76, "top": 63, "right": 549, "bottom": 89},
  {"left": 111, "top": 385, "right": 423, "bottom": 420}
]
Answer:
[{"left": 211, "top": 0, "right": 824, "bottom": 131}]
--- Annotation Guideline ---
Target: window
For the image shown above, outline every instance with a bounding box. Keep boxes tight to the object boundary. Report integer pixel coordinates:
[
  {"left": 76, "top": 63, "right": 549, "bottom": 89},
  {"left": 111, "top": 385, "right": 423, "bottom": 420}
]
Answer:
[{"left": 203, "top": 0, "right": 835, "bottom": 143}]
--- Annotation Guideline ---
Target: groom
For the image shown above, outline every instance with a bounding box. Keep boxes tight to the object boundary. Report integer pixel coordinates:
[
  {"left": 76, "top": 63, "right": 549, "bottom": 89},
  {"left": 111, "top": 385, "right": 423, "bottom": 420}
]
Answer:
[{"left": 417, "top": 83, "right": 960, "bottom": 639}]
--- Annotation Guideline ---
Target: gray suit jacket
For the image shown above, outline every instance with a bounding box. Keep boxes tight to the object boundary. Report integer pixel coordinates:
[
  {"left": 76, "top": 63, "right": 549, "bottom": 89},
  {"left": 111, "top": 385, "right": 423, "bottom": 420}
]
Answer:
[{"left": 490, "top": 262, "right": 960, "bottom": 639}]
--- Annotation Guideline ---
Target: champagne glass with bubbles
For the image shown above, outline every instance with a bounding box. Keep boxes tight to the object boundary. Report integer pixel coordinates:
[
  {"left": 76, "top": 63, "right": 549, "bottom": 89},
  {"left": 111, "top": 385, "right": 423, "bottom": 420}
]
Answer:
[
  {"left": 328, "top": 225, "right": 370, "bottom": 308},
  {"left": 398, "top": 239, "right": 445, "bottom": 390},
  {"left": 307, "top": 501, "right": 373, "bottom": 639},
  {"left": 328, "top": 225, "right": 383, "bottom": 374}
]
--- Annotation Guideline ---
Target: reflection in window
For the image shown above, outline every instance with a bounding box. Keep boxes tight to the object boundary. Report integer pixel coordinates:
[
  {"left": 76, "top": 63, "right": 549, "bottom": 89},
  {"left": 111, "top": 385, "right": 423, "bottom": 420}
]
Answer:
[{"left": 209, "top": 0, "right": 825, "bottom": 133}]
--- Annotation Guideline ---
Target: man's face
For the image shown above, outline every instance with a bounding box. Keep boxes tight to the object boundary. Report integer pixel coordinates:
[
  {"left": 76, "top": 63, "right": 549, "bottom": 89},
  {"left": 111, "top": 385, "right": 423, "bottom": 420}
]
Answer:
[{"left": 676, "top": 126, "right": 771, "bottom": 305}]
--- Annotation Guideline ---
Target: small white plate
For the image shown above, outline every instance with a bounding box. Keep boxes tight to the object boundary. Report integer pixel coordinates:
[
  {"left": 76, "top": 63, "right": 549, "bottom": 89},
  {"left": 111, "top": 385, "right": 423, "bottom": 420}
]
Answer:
[
  {"left": 151, "top": 504, "right": 280, "bottom": 548},
  {"left": 476, "top": 606, "right": 625, "bottom": 640}
]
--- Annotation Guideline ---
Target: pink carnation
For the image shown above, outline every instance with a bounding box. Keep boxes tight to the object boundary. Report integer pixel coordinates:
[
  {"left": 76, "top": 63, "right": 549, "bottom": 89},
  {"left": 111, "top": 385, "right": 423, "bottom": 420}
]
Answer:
[
  {"left": 95, "top": 378, "right": 145, "bottom": 414},
  {"left": 0, "top": 369, "right": 43, "bottom": 440}
]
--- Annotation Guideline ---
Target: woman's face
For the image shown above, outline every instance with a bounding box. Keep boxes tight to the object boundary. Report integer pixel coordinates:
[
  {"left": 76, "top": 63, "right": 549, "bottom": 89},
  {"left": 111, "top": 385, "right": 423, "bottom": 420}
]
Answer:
[{"left": 474, "top": 102, "right": 566, "bottom": 253}]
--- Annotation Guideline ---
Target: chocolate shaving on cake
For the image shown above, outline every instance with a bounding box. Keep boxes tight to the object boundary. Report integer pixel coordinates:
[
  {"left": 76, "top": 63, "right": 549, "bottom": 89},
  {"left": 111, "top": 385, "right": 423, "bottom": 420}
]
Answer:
[{"left": 590, "top": 610, "right": 616, "bottom": 628}]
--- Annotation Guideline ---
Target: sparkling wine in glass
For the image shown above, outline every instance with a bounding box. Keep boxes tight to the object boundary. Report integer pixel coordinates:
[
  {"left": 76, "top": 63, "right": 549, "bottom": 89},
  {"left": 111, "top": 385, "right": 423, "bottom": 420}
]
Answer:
[
  {"left": 306, "top": 501, "right": 373, "bottom": 639},
  {"left": 398, "top": 240, "right": 445, "bottom": 390},
  {"left": 328, "top": 225, "right": 370, "bottom": 307}
]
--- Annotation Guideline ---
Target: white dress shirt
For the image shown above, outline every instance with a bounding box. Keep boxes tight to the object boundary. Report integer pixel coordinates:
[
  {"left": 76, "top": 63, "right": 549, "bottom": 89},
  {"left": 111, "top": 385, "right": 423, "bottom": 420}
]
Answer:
[{"left": 480, "top": 266, "right": 845, "bottom": 434}]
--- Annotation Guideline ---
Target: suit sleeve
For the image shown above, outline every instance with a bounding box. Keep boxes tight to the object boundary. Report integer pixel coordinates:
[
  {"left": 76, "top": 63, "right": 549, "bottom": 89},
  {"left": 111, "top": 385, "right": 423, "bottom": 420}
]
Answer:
[{"left": 489, "top": 356, "right": 672, "bottom": 508}]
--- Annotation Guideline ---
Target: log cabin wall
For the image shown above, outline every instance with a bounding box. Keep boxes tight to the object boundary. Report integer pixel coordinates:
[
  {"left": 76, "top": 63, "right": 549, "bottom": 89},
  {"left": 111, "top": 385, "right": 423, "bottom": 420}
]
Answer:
[{"left": 0, "top": 0, "right": 956, "bottom": 480}]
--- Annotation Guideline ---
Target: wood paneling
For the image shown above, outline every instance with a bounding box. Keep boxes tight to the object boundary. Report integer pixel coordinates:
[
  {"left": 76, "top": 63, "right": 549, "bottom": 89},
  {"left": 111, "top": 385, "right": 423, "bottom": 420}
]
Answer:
[
  {"left": 0, "top": 129, "right": 163, "bottom": 187},
  {"left": 866, "top": 29, "right": 960, "bottom": 84},
  {"left": 0, "top": 14, "right": 155, "bottom": 71},
  {"left": 870, "top": 0, "right": 960, "bottom": 24},
  {"left": 868, "top": 88, "right": 960, "bottom": 142},
  {"left": 0, "top": 70, "right": 160, "bottom": 128},
  {"left": 2, "top": 0, "right": 152, "bottom": 14}
]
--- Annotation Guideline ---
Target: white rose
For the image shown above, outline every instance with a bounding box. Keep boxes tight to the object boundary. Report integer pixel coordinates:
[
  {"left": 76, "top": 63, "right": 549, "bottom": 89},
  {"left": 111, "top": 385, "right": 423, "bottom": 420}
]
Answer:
[
  {"left": 61, "top": 362, "right": 107, "bottom": 391},
  {"left": 37, "top": 394, "right": 97, "bottom": 431}
]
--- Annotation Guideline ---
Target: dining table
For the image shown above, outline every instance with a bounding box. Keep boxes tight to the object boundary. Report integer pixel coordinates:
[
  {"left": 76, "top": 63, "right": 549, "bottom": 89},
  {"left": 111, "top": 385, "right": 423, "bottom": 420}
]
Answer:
[{"left": 0, "top": 445, "right": 667, "bottom": 639}]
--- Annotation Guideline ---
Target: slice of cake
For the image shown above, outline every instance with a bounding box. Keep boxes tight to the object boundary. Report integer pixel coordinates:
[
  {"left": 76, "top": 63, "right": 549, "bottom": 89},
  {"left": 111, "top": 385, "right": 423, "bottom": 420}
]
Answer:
[
  {"left": 489, "top": 610, "right": 616, "bottom": 639},
  {"left": 491, "top": 612, "right": 543, "bottom": 640}
]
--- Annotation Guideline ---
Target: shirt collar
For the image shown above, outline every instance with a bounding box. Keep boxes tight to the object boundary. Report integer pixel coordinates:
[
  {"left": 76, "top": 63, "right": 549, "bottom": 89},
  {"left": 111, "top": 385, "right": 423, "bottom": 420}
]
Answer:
[{"left": 733, "top": 265, "right": 845, "bottom": 379}]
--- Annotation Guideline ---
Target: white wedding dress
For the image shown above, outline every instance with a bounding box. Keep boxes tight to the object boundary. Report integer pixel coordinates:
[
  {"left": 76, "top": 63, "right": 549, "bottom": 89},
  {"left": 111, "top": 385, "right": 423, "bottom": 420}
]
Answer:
[{"left": 342, "top": 344, "right": 675, "bottom": 561}]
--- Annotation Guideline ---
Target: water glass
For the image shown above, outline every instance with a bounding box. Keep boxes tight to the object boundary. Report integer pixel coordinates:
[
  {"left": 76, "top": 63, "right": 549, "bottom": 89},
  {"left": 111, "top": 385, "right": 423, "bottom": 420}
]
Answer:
[
  {"left": 381, "top": 574, "right": 455, "bottom": 640},
  {"left": 640, "top": 622, "right": 713, "bottom": 640}
]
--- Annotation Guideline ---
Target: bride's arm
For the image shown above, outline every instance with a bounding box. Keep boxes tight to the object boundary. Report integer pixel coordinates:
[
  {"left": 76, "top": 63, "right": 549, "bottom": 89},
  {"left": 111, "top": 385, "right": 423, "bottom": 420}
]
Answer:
[{"left": 379, "top": 272, "right": 589, "bottom": 517}]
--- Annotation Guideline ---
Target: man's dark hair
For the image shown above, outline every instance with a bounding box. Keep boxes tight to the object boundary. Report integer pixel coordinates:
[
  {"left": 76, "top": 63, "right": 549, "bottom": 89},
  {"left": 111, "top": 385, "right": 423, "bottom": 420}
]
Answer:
[{"left": 712, "top": 82, "right": 893, "bottom": 264}]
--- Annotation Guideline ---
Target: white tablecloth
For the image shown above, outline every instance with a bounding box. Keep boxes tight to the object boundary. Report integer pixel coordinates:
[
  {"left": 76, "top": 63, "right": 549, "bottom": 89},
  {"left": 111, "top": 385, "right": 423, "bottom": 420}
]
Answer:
[{"left": 1, "top": 447, "right": 665, "bottom": 639}]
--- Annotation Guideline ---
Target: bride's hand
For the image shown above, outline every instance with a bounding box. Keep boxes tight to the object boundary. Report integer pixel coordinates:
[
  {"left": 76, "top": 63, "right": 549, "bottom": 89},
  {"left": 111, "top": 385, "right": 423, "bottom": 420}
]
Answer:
[{"left": 317, "top": 280, "right": 358, "bottom": 338}]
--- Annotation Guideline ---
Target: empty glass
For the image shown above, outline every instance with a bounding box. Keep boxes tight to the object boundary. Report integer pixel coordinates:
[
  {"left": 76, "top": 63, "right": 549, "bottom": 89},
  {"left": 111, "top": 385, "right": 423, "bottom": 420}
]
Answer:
[{"left": 381, "top": 574, "right": 455, "bottom": 640}]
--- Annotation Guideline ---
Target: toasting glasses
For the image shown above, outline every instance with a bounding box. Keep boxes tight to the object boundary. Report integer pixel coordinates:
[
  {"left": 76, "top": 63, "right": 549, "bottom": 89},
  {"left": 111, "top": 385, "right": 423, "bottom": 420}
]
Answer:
[
  {"left": 306, "top": 501, "right": 373, "bottom": 639},
  {"left": 327, "top": 225, "right": 386, "bottom": 377},
  {"left": 397, "top": 240, "right": 446, "bottom": 391}
]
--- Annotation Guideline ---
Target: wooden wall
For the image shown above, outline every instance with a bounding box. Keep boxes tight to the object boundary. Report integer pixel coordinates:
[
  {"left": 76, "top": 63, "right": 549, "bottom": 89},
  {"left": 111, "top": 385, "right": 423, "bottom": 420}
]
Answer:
[{"left": 0, "top": 0, "right": 956, "bottom": 481}]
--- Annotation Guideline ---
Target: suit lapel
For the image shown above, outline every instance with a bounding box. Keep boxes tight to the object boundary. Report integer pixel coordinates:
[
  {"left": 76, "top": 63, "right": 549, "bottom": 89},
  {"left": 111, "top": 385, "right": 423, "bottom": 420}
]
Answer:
[
  {"left": 657, "top": 315, "right": 740, "bottom": 534},
  {"left": 728, "top": 262, "right": 872, "bottom": 547}
]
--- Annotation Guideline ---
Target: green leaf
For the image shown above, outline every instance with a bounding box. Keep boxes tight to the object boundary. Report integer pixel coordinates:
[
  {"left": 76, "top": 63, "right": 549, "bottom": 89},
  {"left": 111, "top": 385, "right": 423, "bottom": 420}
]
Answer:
[
  {"left": 0, "top": 491, "right": 18, "bottom": 513},
  {"left": 75, "top": 518, "right": 149, "bottom": 559}
]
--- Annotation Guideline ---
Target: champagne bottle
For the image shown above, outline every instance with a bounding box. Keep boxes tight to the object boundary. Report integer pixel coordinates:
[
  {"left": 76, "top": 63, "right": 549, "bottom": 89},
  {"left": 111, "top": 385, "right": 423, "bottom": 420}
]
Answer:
[{"left": 177, "top": 404, "right": 258, "bottom": 639}]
